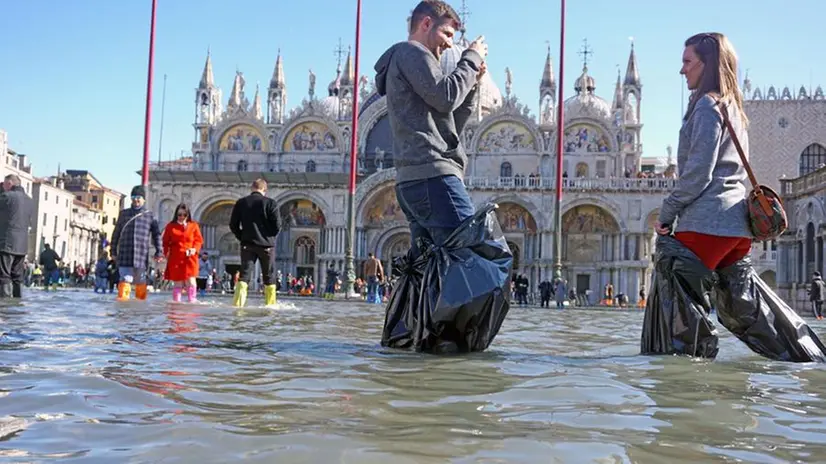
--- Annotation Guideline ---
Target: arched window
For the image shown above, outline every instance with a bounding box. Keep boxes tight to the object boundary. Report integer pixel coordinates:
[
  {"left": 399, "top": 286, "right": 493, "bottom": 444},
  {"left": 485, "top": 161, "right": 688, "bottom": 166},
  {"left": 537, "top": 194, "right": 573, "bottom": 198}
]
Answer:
[
  {"left": 306, "top": 160, "right": 316, "bottom": 173},
  {"left": 237, "top": 159, "right": 248, "bottom": 172},
  {"left": 799, "top": 143, "right": 826, "bottom": 176},
  {"left": 500, "top": 162, "right": 513, "bottom": 178},
  {"left": 294, "top": 236, "right": 316, "bottom": 265},
  {"left": 576, "top": 162, "right": 589, "bottom": 178}
]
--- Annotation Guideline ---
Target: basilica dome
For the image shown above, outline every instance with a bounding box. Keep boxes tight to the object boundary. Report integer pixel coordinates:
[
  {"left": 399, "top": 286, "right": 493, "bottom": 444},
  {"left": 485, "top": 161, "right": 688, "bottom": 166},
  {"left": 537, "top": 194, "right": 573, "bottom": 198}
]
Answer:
[
  {"left": 563, "top": 67, "right": 612, "bottom": 121},
  {"left": 440, "top": 37, "right": 502, "bottom": 114}
]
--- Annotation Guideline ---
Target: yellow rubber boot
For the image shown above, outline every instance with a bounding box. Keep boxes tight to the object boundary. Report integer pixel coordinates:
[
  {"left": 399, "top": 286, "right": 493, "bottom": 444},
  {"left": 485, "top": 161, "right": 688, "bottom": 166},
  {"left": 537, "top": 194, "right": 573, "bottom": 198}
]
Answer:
[
  {"left": 233, "top": 281, "right": 248, "bottom": 307},
  {"left": 264, "top": 284, "right": 277, "bottom": 306},
  {"left": 135, "top": 283, "right": 148, "bottom": 301},
  {"left": 117, "top": 282, "right": 132, "bottom": 301}
]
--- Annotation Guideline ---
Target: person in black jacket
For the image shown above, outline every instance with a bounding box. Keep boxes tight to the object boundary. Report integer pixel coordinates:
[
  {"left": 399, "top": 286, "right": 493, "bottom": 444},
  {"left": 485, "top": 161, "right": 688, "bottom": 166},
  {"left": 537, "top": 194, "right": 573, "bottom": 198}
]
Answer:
[
  {"left": 0, "top": 174, "right": 34, "bottom": 298},
  {"left": 229, "top": 178, "right": 281, "bottom": 307}
]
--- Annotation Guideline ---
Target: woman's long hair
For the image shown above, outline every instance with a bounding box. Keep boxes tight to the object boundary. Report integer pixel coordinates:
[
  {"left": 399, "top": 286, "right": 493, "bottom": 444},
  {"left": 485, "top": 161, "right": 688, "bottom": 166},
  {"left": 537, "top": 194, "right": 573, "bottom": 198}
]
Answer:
[
  {"left": 683, "top": 32, "right": 747, "bottom": 126},
  {"left": 171, "top": 203, "right": 192, "bottom": 224}
]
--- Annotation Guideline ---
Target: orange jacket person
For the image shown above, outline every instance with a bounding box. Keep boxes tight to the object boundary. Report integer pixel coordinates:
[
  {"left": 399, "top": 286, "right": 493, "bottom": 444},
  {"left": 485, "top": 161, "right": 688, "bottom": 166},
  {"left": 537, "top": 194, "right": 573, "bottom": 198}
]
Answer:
[{"left": 162, "top": 203, "right": 204, "bottom": 303}]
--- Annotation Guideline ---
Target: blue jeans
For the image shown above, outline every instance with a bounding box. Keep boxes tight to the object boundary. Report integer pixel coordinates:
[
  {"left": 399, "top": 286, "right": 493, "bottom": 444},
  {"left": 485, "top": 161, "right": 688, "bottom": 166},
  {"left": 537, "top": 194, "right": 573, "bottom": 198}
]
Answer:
[
  {"left": 395, "top": 175, "right": 475, "bottom": 257},
  {"left": 366, "top": 275, "right": 379, "bottom": 300},
  {"left": 94, "top": 276, "right": 108, "bottom": 293}
]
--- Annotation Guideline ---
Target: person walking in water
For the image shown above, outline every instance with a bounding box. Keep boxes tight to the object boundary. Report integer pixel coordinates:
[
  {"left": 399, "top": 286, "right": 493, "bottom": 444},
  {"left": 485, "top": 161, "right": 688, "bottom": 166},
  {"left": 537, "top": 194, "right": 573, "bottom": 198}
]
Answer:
[
  {"left": 111, "top": 185, "right": 163, "bottom": 301},
  {"left": 162, "top": 203, "right": 203, "bottom": 303},
  {"left": 362, "top": 253, "right": 384, "bottom": 303},
  {"left": 374, "top": 0, "right": 488, "bottom": 258},
  {"left": 0, "top": 174, "right": 34, "bottom": 299},
  {"left": 809, "top": 272, "right": 825, "bottom": 320},
  {"left": 39, "top": 243, "right": 62, "bottom": 291},
  {"left": 229, "top": 178, "right": 281, "bottom": 307}
]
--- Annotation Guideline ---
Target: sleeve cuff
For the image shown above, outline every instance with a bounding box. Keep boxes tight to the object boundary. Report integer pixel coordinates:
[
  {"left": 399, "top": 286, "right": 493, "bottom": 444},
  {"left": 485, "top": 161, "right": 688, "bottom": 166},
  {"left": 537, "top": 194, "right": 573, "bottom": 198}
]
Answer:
[{"left": 658, "top": 200, "right": 678, "bottom": 226}]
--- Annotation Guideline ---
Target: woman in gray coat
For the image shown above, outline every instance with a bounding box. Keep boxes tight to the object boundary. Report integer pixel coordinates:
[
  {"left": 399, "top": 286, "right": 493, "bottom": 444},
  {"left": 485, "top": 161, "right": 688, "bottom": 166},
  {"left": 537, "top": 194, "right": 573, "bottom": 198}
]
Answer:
[{"left": 643, "top": 33, "right": 825, "bottom": 362}]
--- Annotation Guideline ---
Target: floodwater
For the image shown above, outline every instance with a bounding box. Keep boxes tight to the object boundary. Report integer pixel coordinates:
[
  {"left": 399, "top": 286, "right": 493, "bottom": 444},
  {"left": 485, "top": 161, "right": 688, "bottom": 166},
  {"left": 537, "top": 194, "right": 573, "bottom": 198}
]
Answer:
[{"left": 2, "top": 291, "right": 826, "bottom": 463}]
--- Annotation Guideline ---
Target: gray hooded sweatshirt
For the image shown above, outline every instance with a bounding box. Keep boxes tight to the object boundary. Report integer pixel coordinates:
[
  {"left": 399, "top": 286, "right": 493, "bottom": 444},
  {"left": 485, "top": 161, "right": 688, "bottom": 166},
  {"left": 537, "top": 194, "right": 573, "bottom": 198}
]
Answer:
[{"left": 374, "top": 41, "right": 482, "bottom": 184}]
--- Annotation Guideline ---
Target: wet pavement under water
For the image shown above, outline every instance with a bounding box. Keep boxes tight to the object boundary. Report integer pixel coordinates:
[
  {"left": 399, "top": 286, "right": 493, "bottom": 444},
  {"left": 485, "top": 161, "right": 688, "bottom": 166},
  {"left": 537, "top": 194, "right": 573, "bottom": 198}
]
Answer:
[{"left": 1, "top": 290, "right": 826, "bottom": 463}]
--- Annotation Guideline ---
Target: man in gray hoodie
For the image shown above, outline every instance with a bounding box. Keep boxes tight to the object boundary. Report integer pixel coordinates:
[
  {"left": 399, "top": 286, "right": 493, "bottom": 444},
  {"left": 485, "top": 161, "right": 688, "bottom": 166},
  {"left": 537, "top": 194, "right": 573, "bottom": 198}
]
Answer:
[{"left": 374, "top": 0, "right": 487, "bottom": 256}]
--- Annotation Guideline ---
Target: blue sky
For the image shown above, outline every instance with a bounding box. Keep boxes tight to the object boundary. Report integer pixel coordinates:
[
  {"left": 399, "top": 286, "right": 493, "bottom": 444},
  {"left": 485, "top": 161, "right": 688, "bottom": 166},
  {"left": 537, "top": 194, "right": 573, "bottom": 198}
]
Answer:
[{"left": 1, "top": 0, "right": 823, "bottom": 194}]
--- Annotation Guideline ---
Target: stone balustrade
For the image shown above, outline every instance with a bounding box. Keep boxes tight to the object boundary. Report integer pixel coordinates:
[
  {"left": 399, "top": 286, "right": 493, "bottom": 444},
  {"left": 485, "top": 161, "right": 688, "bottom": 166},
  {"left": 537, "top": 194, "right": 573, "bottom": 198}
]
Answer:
[{"left": 463, "top": 176, "right": 677, "bottom": 192}]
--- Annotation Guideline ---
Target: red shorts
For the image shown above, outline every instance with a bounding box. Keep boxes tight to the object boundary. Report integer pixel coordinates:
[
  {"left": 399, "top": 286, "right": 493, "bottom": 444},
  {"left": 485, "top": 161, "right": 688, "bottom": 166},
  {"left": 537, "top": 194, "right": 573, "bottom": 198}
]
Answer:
[{"left": 673, "top": 232, "right": 752, "bottom": 270}]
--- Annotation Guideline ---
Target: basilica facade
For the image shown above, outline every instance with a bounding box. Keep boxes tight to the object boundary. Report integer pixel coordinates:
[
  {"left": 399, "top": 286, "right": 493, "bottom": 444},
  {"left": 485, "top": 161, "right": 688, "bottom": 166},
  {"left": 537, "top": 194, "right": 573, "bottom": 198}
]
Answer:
[{"left": 147, "top": 37, "right": 673, "bottom": 302}]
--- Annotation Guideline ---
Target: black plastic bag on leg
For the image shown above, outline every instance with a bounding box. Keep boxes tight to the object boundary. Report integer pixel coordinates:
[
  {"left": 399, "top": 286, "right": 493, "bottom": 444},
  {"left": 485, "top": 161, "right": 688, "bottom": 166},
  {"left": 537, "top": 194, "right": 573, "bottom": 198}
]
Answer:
[
  {"left": 380, "top": 203, "right": 513, "bottom": 353},
  {"left": 714, "top": 258, "right": 826, "bottom": 363},
  {"left": 641, "top": 235, "right": 720, "bottom": 358}
]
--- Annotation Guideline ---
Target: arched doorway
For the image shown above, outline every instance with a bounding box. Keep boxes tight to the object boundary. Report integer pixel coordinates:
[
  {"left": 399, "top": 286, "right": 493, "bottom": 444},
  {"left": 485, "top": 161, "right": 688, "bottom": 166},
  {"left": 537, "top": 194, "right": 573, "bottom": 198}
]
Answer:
[
  {"left": 562, "top": 204, "right": 621, "bottom": 299},
  {"left": 381, "top": 233, "right": 411, "bottom": 279},
  {"left": 294, "top": 236, "right": 316, "bottom": 279},
  {"left": 507, "top": 241, "right": 521, "bottom": 275},
  {"left": 496, "top": 202, "right": 537, "bottom": 288},
  {"left": 199, "top": 201, "right": 238, "bottom": 275},
  {"left": 276, "top": 198, "right": 326, "bottom": 287}
]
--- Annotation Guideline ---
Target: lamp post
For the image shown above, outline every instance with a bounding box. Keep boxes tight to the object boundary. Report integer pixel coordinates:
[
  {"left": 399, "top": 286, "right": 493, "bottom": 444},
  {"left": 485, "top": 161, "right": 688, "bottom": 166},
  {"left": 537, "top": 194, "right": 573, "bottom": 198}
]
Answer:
[
  {"left": 141, "top": 0, "right": 158, "bottom": 186},
  {"left": 552, "top": 0, "right": 566, "bottom": 281},
  {"left": 343, "top": 0, "right": 363, "bottom": 298}
]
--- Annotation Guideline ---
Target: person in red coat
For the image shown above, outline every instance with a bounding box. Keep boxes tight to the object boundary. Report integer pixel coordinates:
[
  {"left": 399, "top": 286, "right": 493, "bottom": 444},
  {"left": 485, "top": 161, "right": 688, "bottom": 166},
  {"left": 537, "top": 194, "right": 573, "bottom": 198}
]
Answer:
[{"left": 162, "top": 203, "right": 204, "bottom": 302}]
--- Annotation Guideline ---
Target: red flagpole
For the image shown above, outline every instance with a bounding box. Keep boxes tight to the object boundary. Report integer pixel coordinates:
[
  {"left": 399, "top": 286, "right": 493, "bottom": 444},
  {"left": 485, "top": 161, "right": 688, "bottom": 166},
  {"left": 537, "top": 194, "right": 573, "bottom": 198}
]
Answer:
[
  {"left": 141, "top": 0, "right": 158, "bottom": 186},
  {"left": 552, "top": 0, "right": 566, "bottom": 279},
  {"left": 343, "top": 0, "right": 362, "bottom": 298},
  {"left": 348, "top": 0, "right": 362, "bottom": 195}
]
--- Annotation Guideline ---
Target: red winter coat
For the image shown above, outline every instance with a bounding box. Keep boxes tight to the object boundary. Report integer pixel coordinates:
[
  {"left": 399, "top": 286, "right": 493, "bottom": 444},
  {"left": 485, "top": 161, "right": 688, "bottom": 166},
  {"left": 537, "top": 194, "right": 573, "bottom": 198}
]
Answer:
[{"left": 162, "top": 221, "right": 204, "bottom": 281}]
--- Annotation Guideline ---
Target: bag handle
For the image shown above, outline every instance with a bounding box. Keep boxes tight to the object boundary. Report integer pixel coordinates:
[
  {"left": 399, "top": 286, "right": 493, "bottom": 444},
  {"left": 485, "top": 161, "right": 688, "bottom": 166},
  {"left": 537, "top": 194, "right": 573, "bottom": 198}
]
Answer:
[{"left": 718, "top": 103, "right": 773, "bottom": 215}]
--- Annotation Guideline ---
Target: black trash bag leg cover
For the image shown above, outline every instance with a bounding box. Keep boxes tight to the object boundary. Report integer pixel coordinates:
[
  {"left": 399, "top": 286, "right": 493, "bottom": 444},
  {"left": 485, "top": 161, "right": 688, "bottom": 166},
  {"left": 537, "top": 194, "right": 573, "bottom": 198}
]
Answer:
[
  {"left": 380, "top": 203, "right": 514, "bottom": 353},
  {"left": 0, "top": 281, "right": 11, "bottom": 299},
  {"left": 714, "top": 258, "right": 826, "bottom": 363},
  {"left": 641, "top": 235, "right": 720, "bottom": 358}
]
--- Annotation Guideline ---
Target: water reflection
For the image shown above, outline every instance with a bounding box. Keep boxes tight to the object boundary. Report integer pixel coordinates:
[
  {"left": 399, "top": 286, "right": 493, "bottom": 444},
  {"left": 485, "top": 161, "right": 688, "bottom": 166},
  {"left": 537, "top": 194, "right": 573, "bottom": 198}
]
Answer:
[{"left": 0, "top": 290, "right": 824, "bottom": 462}]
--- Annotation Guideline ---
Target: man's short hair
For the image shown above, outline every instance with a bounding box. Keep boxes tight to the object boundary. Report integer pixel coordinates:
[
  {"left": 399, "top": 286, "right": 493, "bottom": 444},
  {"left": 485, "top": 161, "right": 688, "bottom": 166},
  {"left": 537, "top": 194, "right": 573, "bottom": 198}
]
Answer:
[
  {"left": 409, "top": 1, "right": 461, "bottom": 33},
  {"left": 251, "top": 178, "right": 267, "bottom": 191},
  {"left": 4, "top": 174, "right": 20, "bottom": 186}
]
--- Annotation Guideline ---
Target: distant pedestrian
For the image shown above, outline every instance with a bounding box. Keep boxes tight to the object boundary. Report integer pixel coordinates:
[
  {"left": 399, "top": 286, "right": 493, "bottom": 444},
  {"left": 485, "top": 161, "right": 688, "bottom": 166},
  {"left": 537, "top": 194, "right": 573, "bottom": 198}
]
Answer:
[
  {"left": 0, "top": 174, "right": 34, "bottom": 298},
  {"left": 162, "top": 203, "right": 203, "bottom": 303},
  {"left": 111, "top": 185, "right": 163, "bottom": 301},
  {"left": 229, "top": 178, "right": 282, "bottom": 307}
]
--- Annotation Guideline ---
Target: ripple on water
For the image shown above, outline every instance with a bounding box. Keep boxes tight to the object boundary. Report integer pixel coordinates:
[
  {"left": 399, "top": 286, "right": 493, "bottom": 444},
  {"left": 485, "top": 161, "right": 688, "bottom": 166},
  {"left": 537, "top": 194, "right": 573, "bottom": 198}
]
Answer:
[{"left": 1, "top": 289, "right": 825, "bottom": 462}]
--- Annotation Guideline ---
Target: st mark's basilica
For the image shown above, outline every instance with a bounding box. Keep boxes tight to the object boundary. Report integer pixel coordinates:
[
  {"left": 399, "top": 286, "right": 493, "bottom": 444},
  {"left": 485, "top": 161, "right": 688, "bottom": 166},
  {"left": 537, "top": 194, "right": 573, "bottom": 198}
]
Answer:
[{"left": 147, "top": 35, "right": 675, "bottom": 302}]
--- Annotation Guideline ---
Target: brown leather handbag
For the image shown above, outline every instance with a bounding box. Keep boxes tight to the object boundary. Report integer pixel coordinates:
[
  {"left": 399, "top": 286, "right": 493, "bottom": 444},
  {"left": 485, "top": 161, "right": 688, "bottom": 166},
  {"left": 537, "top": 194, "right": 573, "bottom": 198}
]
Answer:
[{"left": 720, "top": 104, "right": 788, "bottom": 242}]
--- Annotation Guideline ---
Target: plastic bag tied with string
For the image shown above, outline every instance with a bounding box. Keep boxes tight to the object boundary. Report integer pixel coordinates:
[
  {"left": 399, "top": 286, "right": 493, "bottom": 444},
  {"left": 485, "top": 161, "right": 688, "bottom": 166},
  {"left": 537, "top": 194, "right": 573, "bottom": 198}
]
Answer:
[
  {"left": 641, "top": 234, "right": 826, "bottom": 362},
  {"left": 381, "top": 204, "right": 513, "bottom": 353}
]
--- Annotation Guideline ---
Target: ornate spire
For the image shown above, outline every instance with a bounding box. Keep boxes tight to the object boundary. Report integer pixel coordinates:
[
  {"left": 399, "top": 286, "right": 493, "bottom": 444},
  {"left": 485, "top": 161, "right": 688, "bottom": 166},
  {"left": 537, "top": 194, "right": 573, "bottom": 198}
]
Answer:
[
  {"left": 458, "top": 0, "right": 471, "bottom": 37},
  {"left": 612, "top": 67, "right": 623, "bottom": 109},
  {"left": 578, "top": 38, "right": 593, "bottom": 69},
  {"left": 199, "top": 48, "right": 214, "bottom": 89},
  {"left": 270, "top": 49, "right": 285, "bottom": 88},
  {"left": 227, "top": 71, "right": 248, "bottom": 110},
  {"left": 252, "top": 83, "right": 262, "bottom": 120},
  {"left": 341, "top": 46, "right": 355, "bottom": 86},
  {"left": 624, "top": 41, "right": 641, "bottom": 87},
  {"left": 574, "top": 40, "right": 595, "bottom": 93},
  {"left": 540, "top": 42, "right": 555, "bottom": 90}
]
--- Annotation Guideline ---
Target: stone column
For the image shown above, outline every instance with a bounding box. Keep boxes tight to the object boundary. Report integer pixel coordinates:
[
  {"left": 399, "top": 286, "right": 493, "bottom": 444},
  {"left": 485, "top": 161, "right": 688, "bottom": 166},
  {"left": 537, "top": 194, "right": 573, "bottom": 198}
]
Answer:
[{"left": 630, "top": 269, "right": 640, "bottom": 303}]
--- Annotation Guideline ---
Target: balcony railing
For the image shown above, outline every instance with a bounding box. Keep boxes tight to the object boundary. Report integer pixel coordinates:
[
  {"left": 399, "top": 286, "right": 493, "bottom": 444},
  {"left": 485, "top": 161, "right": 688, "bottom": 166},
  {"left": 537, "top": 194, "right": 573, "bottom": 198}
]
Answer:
[
  {"left": 780, "top": 168, "right": 826, "bottom": 197},
  {"left": 463, "top": 176, "right": 678, "bottom": 192}
]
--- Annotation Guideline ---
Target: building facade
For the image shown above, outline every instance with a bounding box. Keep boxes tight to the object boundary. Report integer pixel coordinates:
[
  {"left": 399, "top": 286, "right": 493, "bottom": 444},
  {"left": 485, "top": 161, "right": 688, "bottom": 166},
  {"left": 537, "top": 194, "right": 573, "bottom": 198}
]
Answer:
[
  {"left": 1, "top": 130, "right": 35, "bottom": 196},
  {"left": 777, "top": 166, "right": 826, "bottom": 312},
  {"left": 30, "top": 178, "right": 74, "bottom": 262},
  {"left": 67, "top": 200, "right": 103, "bottom": 267},
  {"left": 744, "top": 80, "right": 826, "bottom": 284},
  {"left": 148, "top": 38, "right": 676, "bottom": 301},
  {"left": 59, "top": 170, "right": 125, "bottom": 250}
]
